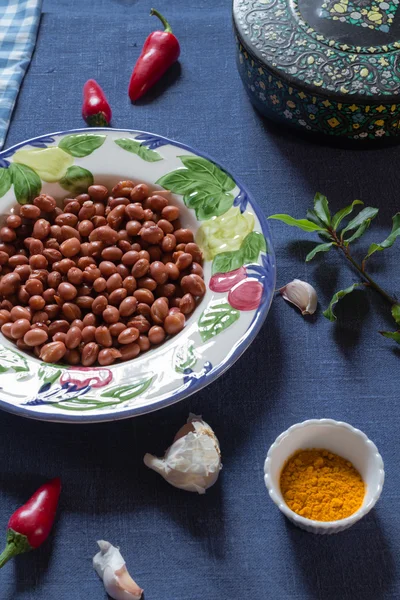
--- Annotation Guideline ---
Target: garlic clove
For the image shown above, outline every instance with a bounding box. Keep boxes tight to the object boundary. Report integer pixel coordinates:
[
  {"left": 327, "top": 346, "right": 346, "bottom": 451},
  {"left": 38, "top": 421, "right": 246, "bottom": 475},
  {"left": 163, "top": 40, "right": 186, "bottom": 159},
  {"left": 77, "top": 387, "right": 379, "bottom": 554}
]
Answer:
[
  {"left": 93, "top": 540, "right": 143, "bottom": 600},
  {"left": 144, "top": 413, "right": 222, "bottom": 494},
  {"left": 279, "top": 279, "right": 317, "bottom": 315}
]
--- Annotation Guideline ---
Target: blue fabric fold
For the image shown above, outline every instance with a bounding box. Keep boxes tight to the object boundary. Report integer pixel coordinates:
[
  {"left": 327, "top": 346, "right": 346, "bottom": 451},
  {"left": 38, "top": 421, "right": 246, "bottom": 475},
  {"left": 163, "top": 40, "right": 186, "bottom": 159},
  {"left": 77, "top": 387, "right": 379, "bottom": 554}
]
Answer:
[{"left": 0, "top": 0, "right": 42, "bottom": 149}]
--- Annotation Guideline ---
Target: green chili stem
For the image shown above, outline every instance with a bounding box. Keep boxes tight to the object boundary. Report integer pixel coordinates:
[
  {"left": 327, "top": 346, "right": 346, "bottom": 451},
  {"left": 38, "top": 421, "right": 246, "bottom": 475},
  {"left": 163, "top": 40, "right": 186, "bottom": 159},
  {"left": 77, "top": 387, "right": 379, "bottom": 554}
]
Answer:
[{"left": 150, "top": 8, "right": 172, "bottom": 33}]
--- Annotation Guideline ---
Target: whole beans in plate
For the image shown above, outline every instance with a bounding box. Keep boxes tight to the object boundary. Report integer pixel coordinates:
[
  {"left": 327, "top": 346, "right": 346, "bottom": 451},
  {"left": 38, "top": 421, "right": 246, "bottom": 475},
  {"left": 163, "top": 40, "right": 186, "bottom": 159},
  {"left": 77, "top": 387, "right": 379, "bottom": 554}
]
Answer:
[{"left": 0, "top": 181, "right": 205, "bottom": 365}]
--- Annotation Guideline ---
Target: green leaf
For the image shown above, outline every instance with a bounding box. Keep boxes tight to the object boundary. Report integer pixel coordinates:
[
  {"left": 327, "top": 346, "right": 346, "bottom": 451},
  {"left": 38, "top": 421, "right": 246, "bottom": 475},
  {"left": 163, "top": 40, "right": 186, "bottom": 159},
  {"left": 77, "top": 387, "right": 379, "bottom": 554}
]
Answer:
[
  {"left": 59, "top": 166, "right": 94, "bottom": 194},
  {"left": 342, "top": 207, "right": 378, "bottom": 234},
  {"left": 179, "top": 156, "right": 235, "bottom": 191},
  {"left": 211, "top": 248, "right": 244, "bottom": 275},
  {"left": 307, "top": 209, "right": 327, "bottom": 228},
  {"left": 157, "top": 170, "right": 208, "bottom": 195},
  {"left": 174, "top": 342, "right": 197, "bottom": 373},
  {"left": 114, "top": 138, "right": 163, "bottom": 162},
  {"left": 58, "top": 134, "right": 106, "bottom": 157},
  {"left": 313, "top": 192, "right": 331, "bottom": 226},
  {"left": 0, "top": 168, "right": 12, "bottom": 198},
  {"left": 318, "top": 230, "right": 333, "bottom": 241},
  {"left": 365, "top": 213, "right": 400, "bottom": 259},
  {"left": 323, "top": 283, "right": 362, "bottom": 322},
  {"left": 192, "top": 191, "right": 234, "bottom": 221},
  {"left": 392, "top": 304, "right": 400, "bottom": 326},
  {"left": 241, "top": 231, "right": 267, "bottom": 263},
  {"left": 101, "top": 377, "right": 153, "bottom": 401},
  {"left": 157, "top": 176, "right": 233, "bottom": 220},
  {"left": 305, "top": 242, "right": 334, "bottom": 262},
  {"left": 332, "top": 200, "right": 364, "bottom": 230},
  {"left": 380, "top": 330, "right": 400, "bottom": 343},
  {"left": 51, "top": 378, "right": 153, "bottom": 410},
  {"left": 198, "top": 301, "right": 240, "bottom": 341},
  {"left": 9, "top": 163, "right": 41, "bottom": 204},
  {"left": 268, "top": 214, "right": 326, "bottom": 232},
  {"left": 0, "top": 347, "right": 29, "bottom": 373},
  {"left": 211, "top": 232, "right": 266, "bottom": 275},
  {"left": 156, "top": 156, "right": 236, "bottom": 221},
  {"left": 38, "top": 364, "right": 63, "bottom": 385},
  {"left": 183, "top": 189, "right": 210, "bottom": 208},
  {"left": 344, "top": 219, "right": 371, "bottom": 244},
  {"left": 52, "top": 397, "right": 123, "bottom": 412}
]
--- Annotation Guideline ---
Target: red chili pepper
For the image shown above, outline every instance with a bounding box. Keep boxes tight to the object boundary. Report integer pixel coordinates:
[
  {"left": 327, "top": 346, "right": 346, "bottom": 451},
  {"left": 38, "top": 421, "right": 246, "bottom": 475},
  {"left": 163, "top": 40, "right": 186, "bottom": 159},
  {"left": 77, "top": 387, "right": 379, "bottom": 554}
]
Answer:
[
  {"left": 0, "top": 478, "right": 61, "bottom": 568},
  {"left": 128, "top": 8, "right": 180, "bottom": 102},
  {"left": 82, "top": 79, "right": 112, "bottom": 127}
]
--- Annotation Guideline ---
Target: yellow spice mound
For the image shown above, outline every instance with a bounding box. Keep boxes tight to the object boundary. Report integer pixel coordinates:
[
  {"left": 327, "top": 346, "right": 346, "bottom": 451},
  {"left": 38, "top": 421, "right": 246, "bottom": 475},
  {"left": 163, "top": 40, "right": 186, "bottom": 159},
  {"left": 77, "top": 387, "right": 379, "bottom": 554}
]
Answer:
[{"left": 280, "top": 448, "right": 365, "bottom": 522}]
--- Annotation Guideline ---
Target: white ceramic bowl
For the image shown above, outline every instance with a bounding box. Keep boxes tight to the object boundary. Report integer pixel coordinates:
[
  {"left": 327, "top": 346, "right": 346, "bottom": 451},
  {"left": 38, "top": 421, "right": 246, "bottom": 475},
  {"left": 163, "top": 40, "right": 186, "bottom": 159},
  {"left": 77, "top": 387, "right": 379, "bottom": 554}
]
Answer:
[
  {"left": 0, "top": 128, "right": 276, "bottom": 422},
  {"left": 264, "top": 419, "right": 385, "bottom": 534}
]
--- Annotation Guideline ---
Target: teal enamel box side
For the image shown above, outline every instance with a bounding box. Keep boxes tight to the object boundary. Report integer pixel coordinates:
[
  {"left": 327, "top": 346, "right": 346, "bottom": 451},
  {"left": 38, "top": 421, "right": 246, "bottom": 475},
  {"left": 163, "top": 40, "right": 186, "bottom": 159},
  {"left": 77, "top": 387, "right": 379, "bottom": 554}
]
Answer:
[{"left": 235, "top": 37, "right": 400, "bottom": 140}]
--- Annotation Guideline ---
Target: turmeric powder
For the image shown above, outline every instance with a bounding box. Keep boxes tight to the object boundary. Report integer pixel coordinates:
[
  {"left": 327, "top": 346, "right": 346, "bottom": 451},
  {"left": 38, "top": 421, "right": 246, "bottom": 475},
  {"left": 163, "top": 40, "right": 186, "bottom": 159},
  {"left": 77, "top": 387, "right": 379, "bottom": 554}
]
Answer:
[{"left": 280, "top": 448, "right": 365, "bottom": 522}]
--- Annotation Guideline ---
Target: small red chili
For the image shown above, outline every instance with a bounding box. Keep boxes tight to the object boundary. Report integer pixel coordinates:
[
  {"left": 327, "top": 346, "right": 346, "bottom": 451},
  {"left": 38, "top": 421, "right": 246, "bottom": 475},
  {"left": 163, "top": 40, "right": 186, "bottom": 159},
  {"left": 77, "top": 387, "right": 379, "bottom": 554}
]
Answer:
[
  {"left": 82, "top": 79, "right": 112, "bottom": 127},
  {"left": 0, "top": 478, "right": 61, "bottom": 568},
  {"left": 128, "top": 8, "right": 180, "bottom": 102}
]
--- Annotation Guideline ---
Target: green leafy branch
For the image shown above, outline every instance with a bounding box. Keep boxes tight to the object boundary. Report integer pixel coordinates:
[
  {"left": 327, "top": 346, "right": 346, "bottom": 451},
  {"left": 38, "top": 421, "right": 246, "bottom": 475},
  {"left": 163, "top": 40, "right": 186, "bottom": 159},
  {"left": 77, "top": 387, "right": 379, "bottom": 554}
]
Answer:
[{"left": 269, "top": 193, "right": 400, "bottom": 343}]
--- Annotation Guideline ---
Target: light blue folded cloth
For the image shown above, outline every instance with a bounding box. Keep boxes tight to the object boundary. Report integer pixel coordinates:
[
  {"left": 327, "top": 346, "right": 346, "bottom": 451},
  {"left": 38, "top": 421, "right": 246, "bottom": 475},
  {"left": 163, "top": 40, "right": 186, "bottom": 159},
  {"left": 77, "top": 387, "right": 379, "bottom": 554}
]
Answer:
[{"left": 0, "top": 0, "right": 42, "bottom": 149}]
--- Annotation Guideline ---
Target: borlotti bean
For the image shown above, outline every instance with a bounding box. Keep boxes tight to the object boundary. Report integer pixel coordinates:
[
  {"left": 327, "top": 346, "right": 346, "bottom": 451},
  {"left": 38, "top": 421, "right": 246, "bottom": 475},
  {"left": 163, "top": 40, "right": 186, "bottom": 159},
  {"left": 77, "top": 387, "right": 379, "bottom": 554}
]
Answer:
[{"left": 0, "top": 184, "right": 205, "bottom": 366}]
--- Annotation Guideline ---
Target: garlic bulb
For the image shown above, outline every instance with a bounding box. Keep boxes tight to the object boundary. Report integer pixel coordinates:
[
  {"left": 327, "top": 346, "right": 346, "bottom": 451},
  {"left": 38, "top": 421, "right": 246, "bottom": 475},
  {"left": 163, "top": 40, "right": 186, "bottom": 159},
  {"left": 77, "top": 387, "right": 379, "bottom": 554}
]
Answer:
[
  {"left": 280, "top": 279, "right": 317, "bottom": 315},
  {"left": 144, "top": 414, "right": 222, "bottom": 494},
  {"left": 93, "top": 540, "right": 143, "bottom": 600}
]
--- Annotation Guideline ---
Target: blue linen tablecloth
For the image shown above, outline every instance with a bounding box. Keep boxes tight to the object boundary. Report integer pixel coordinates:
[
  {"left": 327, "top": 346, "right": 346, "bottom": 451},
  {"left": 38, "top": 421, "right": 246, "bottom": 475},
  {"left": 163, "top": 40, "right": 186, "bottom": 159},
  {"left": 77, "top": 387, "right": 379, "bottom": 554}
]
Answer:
[{"left": 1, "top": 0, "right": 400, "bottom": 598}]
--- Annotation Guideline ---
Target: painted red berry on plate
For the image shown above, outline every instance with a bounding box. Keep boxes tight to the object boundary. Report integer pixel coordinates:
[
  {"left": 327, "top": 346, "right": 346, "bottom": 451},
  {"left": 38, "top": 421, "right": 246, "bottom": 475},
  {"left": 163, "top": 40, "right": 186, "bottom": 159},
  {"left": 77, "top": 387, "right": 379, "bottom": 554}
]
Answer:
[
  {"left": 228, "top": 279, "right": 263, "bottom": 311},
  {"left": 209, "top": 267, "right": 247, "bottom": 293}
]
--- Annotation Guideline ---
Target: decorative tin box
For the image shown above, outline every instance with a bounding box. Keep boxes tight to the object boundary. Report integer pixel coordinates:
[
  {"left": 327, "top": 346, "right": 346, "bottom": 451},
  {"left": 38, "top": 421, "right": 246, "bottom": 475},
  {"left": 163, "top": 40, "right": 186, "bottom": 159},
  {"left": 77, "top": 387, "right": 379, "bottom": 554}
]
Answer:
[{"left": 233, "top": 0, "right": 400, "bottom": 140}]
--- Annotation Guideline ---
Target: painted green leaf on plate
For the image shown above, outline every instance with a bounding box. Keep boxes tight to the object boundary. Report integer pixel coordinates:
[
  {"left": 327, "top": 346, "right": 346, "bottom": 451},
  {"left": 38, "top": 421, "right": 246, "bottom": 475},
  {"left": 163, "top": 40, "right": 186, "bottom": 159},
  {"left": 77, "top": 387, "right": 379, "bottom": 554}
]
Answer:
[
  {"left": 198, "top": 300, "right": 240, "bottom": 342},
  {"left": 174, "top": 342, "right": 197, "bottom": 373},
  {"left": 156, "top": 170, "right": 202, "bottom": 195},
  {"left": 38, "top": 364, "right": 63, "bottom": 385},
  {"left": 115, "top": 138, "right": 163, "bottom": 162},
  {"left": 156, "top": 155, "right": 236, "bottom": 220},
  {"left": 179, "top": 156, "right": 235, "bottom": 191},
  {"left": 0, "top": 347, "right": 29, "bottom": 373},
  {"left": 190, "top": 191, "right": 233, "bottom": 220},
  {"left": 58, "top": 134, "right": 106, "bottom": 157},
  {"left": 52, "top": 397, "right": 119, "bottom": 412},
  {"left": 212, "top": 248, "right": 245, "bottom": 276},
  {"left": 59, "top": 166, "right": 94, "bottom": 194},
  {"left": 211, "top": 231, "right": 267, "bottom": 275},
  {"left": 9, "top": 163, "right": 41, "bottom": 204},
  {"left": 240, "top": 231, "right": 267, "bottom": 263},
  {"left": 101, "top": 377, "right": 153, "bottom": 401},
  {"left": 52, "top": 377, "right": 154, "bottom": 411},
  {"left": 0, "top": 168, "right": 12, "bottom": 198}
]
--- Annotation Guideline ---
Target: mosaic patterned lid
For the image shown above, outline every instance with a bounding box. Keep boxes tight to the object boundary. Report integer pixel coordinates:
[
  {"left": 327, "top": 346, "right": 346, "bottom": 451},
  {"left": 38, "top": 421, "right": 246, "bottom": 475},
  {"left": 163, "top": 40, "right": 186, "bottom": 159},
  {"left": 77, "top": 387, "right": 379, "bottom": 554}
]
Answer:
[{"left": 233, "top": 0, "right": 400, "bottom": 102}]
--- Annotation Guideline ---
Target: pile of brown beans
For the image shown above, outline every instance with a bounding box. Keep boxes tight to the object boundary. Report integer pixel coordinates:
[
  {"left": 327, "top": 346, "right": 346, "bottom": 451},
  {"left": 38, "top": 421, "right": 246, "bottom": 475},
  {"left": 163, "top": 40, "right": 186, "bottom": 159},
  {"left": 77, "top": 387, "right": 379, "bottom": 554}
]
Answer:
[{"left": 0, "top": 181, "right": 206, "bottom": 366}]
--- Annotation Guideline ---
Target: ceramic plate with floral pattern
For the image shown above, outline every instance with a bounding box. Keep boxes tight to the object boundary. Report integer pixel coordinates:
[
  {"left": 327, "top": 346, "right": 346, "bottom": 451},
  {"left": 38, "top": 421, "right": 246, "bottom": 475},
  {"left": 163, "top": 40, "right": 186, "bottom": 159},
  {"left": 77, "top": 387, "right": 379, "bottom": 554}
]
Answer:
[{"left": 0, "top": 128, "right": 275, "bottom": 422}]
